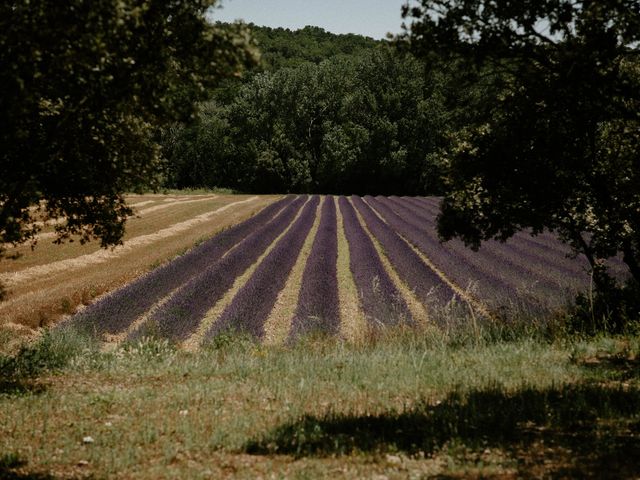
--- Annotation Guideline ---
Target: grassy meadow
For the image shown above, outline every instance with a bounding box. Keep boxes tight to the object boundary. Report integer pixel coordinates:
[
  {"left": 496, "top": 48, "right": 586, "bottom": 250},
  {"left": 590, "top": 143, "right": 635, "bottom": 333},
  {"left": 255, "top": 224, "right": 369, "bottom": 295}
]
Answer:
[{"left": 1, "top": 323, "right": 639, "bottom": 479}]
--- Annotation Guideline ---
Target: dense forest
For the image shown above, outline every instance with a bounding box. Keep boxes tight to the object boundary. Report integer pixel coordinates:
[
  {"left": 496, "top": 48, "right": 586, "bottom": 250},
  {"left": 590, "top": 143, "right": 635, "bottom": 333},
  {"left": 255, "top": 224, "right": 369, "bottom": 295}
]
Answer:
[{"left": 161, "top": 25, "right": 447, "bottom": 195}]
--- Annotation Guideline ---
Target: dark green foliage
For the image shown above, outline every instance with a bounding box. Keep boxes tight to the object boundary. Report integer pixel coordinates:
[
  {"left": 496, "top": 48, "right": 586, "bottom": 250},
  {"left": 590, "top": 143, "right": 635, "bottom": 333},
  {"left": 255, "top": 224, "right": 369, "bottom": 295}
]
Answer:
[
  {"left": 404, "top": 1, "right": 640, "bottom": 304},
  {"left": 0, "top": 328, "right": 92, "bottom": 382},
  {"left": 164, "top": 48, "right": 446, "bottom": 195},
  {"left": 570, "top": 278, "right": 640, "bottom": 334},
  {"left": 0, "top": 1, "right": 257, "bottom": 255},
  {"left": 249, "top": 25, "right": 379, "bottom": 71}
]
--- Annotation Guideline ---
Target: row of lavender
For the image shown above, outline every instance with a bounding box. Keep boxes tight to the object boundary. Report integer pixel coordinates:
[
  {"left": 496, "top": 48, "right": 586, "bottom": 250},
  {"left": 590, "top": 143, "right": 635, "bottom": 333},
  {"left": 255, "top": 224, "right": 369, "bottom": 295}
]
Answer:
[
  {"left": 68, "top": 195, "right": 605, "bottom": 343},
  {"left": 367, "top": 196, "right": 593, "bottom": 312}
]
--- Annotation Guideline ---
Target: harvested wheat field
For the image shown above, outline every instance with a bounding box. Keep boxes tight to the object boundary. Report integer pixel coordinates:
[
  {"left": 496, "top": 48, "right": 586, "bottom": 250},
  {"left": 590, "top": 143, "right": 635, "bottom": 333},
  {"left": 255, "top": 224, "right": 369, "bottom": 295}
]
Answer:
[{"left": 0, "top": 194, "right": 280, "bottom": 346}]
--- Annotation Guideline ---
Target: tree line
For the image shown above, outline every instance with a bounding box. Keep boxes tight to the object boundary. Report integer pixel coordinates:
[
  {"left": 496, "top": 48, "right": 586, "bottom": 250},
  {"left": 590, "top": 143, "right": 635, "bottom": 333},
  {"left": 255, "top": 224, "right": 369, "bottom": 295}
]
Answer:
[{"left": 162, "top": 38, "right": 446, "bottom": 195}]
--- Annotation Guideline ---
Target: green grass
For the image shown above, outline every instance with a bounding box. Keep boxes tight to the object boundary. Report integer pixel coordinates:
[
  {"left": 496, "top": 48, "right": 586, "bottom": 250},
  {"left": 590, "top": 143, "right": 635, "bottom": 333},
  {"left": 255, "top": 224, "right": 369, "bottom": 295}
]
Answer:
[{"left": 0, "top": 325, "right": 639, "bottom": 479}]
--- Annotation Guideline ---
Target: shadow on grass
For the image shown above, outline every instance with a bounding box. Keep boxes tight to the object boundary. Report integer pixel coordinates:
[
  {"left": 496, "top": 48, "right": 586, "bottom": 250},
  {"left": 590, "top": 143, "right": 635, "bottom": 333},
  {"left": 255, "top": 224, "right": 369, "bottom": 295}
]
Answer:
[
  {"left": 245, "top": 384, "right": 640, "bottom": 478},
  {"left": 0, "top": 280, "right": 7, "bottom": 302},
  {"left": 580, "top": 355, "right": 640, "bottom": 382},
  {"left": 0, "top": 453, "right": 59, "bottom": 480},
  {"left": 0, "top": 378, "right": 47, "bottom": 396}
]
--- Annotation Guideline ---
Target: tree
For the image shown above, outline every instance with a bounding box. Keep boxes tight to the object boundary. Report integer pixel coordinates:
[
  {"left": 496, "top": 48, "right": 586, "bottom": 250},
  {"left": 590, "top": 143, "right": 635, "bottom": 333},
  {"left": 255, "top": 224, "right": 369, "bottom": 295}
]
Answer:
[
  {"left": 0, "top": 1, "right": 257, "bottom": 256},
  {"left": 403, "top": 0, "right": 640, "bottom": 287},
  {"left": 164, "top": 47, "right": 445, "bottom": 195}
]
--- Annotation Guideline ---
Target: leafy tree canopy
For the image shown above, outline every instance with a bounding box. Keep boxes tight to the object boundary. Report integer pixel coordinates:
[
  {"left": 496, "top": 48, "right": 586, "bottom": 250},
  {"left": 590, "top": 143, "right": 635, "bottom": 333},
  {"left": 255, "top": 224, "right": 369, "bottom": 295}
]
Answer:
[
  {"left": 163, "top": 48, "right": 445, "bottom": 195},
  {"left": 0, "top": 0, "right": 257, "bottom": 256},
  {"left": 404, "top": 0, "right": 640, "bottom": 285},
  {"left": 248, "top": 24, "right": 380, "bottom": 71}
]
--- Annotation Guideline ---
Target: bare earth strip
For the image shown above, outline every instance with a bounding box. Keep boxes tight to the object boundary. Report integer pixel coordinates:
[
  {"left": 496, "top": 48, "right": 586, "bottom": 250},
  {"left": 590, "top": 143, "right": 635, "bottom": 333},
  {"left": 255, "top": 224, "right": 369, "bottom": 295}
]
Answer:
[
  {"left": 1, "top": 197, "right": 258, "bottom": 287},
  {"left": 136, "top": 195, "right": 218, "bottom": 215},
  {"left": 183, "top": 197, "right": 310, "bottom": 351},
  {"left": 262, "top": 197, "right": 324, "bottom": 346},
  {"left": 350, "top": 198, "right": 430, "bottom": 327},
  {"left": 0, "top": 196, "right": 278, "bottom": 330},
  {"left": 1, "top": 198, "right": 201, "bottom": 246},
  {"left": 335, "top": 197, "right": 368, "bottom": 344},
  {"left": 363, "top": 198, "right": 495, "bottom": 322},
  {"left": 129, "top": 200, "right": 155, "bottom": 208}
]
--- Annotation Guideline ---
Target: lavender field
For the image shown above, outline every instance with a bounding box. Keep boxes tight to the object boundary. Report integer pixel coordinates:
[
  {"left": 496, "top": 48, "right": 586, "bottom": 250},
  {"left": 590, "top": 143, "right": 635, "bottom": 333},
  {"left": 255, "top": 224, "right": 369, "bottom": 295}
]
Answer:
[{"left": 70, "top": 195, "right": 613, "bottom": 346}]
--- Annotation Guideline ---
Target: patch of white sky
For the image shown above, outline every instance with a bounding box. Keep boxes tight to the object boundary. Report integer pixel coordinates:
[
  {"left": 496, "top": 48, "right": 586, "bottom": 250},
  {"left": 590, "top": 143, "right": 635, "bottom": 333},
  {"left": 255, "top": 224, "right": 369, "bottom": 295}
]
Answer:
[{"left": 211, "top": 0, "right": 420, "bottom": 40}]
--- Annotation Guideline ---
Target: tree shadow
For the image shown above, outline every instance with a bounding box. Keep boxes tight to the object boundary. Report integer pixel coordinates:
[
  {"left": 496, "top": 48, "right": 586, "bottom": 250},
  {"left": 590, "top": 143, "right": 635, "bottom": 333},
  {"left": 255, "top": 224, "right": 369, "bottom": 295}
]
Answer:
[
  {"left": 0, "top": 280, "right": 7, "bottom": 302},
  {"left": 244, "top": 384, "right": 640, "bottom": 478},
  {"left": 0, "top": 453, "right": 58, "bottom": 480},
  {"left": 579, "top": 354, "right": 640, "bottom": 382}
]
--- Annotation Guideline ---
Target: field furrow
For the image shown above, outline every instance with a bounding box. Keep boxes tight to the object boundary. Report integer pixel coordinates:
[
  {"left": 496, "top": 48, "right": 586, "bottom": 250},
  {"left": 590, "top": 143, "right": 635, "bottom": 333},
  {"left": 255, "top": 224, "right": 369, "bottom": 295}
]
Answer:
[
  {"left": 128, "top": 196, "right": 307, "bottom": 341},
  {"left": 352, "top": 196, "right": 457, "bottom": 309},
  {"left": 386, "top": 197, "right": 589, "bottom": 303},
  {"left": 263, "top": 198, "right": 325, "bottom": 345},
  {"left": 367, "top": 196, "right": 520, "bottom": 310},
  {"left": 351, "top": 197, "right": 430, "bottom": 326},
  {"left": 207, "top": 196, "right": 321, "bottom": 340},
  {"left": 335, "top": 197, "right": 368, "bottom": 343},
  {"left": 391, "top": 196, "right": 590, "bottom": 283},
  {"left": 338, "top": 197, "right": 413, "bottom": 327},
  {"left": 69, "top": 196, "right": 295, "bottom": 337},
  {"left": 4, "top": 194, "right": 617, "bottom": 347},
  {"left": 288, "top": 196, "right": 340, "bottom": 340},
  {"left": 1, "top": 196, "right": 260, "bottom": 286}
]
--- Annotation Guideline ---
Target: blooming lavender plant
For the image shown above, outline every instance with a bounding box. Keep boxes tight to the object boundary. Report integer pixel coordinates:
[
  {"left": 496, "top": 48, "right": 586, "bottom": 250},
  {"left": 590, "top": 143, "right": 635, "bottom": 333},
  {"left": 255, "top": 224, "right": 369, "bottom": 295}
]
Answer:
[
  {"left": 208, "top": 196, "right": 321, "bottom": 339},
  {"left": 129, "top": 196, "right": 308, "bottom": 341},
  {"left": 288, "top": 196, "right": 340, "bottom": 340},
  {"left": 351, "top": 195, "right": 456, "bottom": 310},
  {"left": 388, "top": 196, "right": 592, "bottom": 297},
  {"left": 338, "top": 196, "right": 413, "bottom": 327},
  {"left": 70, "top": 196, "right": 296, "bottom": 337},
  {"left": 367, "top": 196, "right": 520, "bottom": 309}
]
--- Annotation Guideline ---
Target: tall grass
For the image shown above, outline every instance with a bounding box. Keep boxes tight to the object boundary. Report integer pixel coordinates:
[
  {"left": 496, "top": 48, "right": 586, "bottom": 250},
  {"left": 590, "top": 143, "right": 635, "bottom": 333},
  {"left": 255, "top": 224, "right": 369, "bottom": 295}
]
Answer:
[{"left": 0, "top": 318, "right": 638, "bottom": 478}]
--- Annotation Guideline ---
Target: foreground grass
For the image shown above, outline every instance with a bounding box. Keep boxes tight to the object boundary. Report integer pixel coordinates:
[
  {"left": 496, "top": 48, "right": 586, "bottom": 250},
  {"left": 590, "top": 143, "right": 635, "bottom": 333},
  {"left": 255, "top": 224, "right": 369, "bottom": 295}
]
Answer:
[{"left": 1, "top": 327, "right": 639, "bottom": 479}]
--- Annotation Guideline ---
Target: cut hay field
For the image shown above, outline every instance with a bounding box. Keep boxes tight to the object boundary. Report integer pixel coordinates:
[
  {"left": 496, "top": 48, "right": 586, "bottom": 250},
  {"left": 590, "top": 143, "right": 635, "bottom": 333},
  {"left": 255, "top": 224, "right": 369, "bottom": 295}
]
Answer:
[
  {"left": 50, "top": 194, "right": 627, "bottom": 350},
  {"left": 0, "top": 194, "right": 279, "bottom": 348}
]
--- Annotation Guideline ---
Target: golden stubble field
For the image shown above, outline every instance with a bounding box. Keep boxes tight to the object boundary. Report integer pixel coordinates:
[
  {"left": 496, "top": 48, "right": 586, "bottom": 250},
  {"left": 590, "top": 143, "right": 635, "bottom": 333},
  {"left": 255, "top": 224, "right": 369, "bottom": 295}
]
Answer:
[{"left": 0, "top": 194, "right": 280, "bottom": 350}]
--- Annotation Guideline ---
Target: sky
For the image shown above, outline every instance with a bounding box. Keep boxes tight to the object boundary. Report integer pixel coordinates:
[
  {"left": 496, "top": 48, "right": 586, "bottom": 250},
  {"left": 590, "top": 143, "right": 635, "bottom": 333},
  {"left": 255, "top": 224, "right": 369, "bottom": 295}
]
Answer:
[{"left": 212, "top": 0, "right": 412, "bottom": 40}]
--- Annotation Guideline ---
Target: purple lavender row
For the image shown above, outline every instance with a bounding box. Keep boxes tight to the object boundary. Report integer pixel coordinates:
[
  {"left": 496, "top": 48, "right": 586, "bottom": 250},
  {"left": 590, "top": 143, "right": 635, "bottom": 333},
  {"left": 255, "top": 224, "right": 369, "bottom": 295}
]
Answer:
[
  {"left": 381, "top": 197, "right": 600, "bottom": 307},
  {"left": 208, "top": 196, "right": 321, "bottom": 340},
  {"left": 396, "top": 197, "right": 628, "bottom": 284},
  {"left": 404, "top": 196, "right": 589, "bottom": 263},
  {"left": 338, "top": 196, "right": 413, "bottom": 327},
  {"left": 288, "top": 196, "right": 340, "bottom": 340},
  {"left": 351, "top": 195, "right": 457, "bottom": 310},
  {"left": 130, "top": 195, "right": 308, "bottom": 341},
  {"left": 380, "top": 196, "right": 586, "bottom": 303},
  {"left": 387, "top": 196, "right": 589, "bottom": 285},
  {"left": 69, "top": 196, "right": 296, "bottom": 336},
  {"left": 365, "top": 196, "right": 519, "bottom": 309}
]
